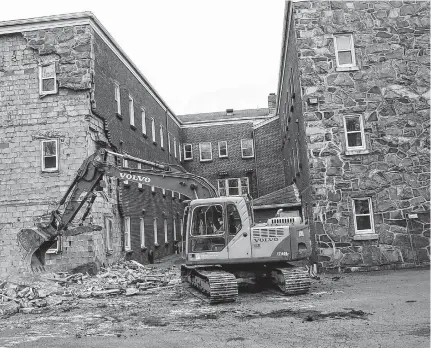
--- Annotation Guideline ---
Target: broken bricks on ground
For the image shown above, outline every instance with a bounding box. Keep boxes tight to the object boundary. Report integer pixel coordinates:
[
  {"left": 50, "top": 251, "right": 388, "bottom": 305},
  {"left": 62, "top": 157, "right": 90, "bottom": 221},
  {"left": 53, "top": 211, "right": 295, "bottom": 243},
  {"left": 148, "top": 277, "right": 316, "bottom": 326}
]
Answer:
[{"left": 0, "top": 259, "right": 181, "bottom": 316}]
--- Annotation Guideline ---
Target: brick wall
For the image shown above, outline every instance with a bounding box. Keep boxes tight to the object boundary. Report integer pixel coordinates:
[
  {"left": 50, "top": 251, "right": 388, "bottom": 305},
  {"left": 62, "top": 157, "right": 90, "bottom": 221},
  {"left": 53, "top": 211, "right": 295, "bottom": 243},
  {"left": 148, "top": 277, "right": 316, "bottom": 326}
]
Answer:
[
  {"left": 91, "top": 31, "right": 185, "bottom": 261},
  {"left": 181, "top": 122, "right": 258, "bottom": 197},
  {"left": 291, "top": 0, "right": 430, "bottom": 270}
]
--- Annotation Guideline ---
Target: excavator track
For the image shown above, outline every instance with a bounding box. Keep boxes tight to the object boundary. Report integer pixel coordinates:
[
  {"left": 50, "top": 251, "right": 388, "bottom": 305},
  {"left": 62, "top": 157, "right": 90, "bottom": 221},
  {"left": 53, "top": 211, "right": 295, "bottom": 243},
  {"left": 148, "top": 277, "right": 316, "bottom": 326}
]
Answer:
[
  {"left": 182, "top": 266, "right": 238, "bottom": 304},
  {"left": 271, "top": 267, "right": 311, "bottom": 295}
]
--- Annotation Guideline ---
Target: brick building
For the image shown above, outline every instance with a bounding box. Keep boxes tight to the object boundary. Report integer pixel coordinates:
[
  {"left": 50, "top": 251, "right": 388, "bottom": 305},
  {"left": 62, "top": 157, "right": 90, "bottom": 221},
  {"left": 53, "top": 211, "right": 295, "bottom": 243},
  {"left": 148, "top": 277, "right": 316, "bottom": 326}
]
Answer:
[
  {"left": 278, "top": 0, "right": 430, "bottom": 271},
  {"left": 0, "top": 13, "right": 297, "bottom": 276}
]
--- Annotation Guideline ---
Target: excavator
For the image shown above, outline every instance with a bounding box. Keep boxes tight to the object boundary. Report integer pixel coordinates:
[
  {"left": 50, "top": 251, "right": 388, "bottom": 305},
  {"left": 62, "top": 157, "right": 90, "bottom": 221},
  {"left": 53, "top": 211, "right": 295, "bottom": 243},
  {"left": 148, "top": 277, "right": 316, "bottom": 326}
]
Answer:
[{"left": 18, "top": 148, "right": 312, "bottom": 303}]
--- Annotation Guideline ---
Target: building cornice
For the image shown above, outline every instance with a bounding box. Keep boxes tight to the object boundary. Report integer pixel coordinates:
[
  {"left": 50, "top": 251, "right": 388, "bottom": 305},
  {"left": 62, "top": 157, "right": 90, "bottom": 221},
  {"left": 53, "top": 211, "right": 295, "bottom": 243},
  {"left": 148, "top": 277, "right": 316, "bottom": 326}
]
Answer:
[{"left": 0, "top": 12, "right": 182, "bottom": 128}]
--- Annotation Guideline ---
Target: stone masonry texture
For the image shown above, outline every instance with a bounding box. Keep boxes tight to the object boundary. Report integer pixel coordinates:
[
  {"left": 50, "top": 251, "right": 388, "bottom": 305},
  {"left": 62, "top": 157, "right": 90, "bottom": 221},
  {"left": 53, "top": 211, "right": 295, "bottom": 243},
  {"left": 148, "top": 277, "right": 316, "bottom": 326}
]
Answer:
[{"left": 289, "top": 0, "right": 430, "bottom": 270}]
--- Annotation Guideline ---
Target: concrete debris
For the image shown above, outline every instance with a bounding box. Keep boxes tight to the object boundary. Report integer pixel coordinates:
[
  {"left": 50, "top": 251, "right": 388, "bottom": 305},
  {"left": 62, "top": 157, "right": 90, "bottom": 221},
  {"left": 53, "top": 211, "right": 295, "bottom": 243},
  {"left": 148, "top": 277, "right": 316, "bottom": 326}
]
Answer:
[{"left": 0, "top": 260, "right": 181, "bottom": 317}]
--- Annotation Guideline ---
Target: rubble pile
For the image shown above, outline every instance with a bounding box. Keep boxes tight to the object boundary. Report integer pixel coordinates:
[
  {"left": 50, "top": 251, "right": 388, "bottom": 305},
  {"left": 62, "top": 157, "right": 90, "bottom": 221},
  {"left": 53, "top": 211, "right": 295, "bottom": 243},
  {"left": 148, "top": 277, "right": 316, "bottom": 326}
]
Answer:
[{"left": 0, "top": 260, "right": 181, "bottom": 316}]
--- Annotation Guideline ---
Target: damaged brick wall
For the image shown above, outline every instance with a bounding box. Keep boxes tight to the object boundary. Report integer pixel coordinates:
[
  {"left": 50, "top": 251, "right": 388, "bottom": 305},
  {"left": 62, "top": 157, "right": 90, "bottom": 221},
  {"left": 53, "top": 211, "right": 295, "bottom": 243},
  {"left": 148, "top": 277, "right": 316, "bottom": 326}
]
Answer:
[
  {"left": 292, "top": 0, "right": 430, "bottom": 271},
  {"left": 0, "top": 25, "right": 123, "bottom": 276}
]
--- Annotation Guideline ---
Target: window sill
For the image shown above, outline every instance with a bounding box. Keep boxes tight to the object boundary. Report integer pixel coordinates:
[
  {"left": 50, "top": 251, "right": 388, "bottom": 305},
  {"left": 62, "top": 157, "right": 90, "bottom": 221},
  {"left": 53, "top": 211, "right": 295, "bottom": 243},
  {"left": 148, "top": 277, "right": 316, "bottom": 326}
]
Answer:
[
  {"left": 184, "top": 158, "right": 193, "bottom": 161},
  {"left": 200, "top": 159, "right": 213, "bottom": 163},
  {"left": 45, "top": 250, "right": 60, "bottom": 254},
  {"left": 125, "top": 249, "right": 133, "bottom": 254},
  {"left": 130, "top": 124, "right": 136, "bottom": 131},
  {"left": 336, "top": 66, "right": 359, "bottom": 72},
  {"left": 353, "top": 233, "right": 378, "bottom": 241},
  {"left": 41, "top": 169, "right": 59, "bottom": 174},
  {"left": 219, "top": 156, "right": 228, "bottom": 159},
  {"left": 140, "top": 246, "right": 147, "bottom": 251},
  {"left": 154, "top": 243, "right": 160, "bottom": 248},
  {"left": 143, "top": 133, "right": 148, "bottom": 138},
  {"left": 116, "top": 113, "right": 122, "bottom": 119},
  {"left": 242, "top": 156, "right": 255, "bottom": 159},
  {"left": 345, "top": 148, "right": 369, "bottom": 156},
  {"left": 153, "top": 141, "right": 157, "bottom": 146}
]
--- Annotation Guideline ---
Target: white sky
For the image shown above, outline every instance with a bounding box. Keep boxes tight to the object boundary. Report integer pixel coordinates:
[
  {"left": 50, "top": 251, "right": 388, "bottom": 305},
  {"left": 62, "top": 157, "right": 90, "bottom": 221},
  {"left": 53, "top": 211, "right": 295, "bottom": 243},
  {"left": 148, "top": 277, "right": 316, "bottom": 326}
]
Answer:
[{"left": 1, "top": 0, "right": 286, "bottom": 115}]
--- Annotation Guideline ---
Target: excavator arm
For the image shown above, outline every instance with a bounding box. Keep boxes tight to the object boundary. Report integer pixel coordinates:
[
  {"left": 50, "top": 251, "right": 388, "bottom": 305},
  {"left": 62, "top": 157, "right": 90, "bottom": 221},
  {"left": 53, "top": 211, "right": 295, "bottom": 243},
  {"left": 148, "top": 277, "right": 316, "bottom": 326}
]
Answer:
[{"left": 17, "top": 149, "right": 218, "bottom": 270}]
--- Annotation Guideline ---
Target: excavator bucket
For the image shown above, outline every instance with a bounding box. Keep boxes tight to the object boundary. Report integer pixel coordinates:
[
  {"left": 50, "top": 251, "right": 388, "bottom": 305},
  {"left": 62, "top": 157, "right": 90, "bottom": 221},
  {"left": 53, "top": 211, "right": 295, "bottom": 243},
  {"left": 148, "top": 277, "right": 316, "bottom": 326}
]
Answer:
[{"left": 18, "top": 223, "right": 102, "bottom": 272}]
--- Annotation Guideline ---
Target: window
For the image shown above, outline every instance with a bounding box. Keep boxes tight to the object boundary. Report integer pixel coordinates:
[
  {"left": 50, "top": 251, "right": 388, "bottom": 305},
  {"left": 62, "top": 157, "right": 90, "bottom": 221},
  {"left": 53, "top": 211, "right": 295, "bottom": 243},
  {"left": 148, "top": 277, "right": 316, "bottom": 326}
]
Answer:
[
  {"left": 160, "top": 125, "right": 164, "bottom": 148},
  {"left": 178, "top": 143, "right": 182, "bottom": 162},
  {"left": 129, "top": 96, "right": 135, "bottom": 126},
  {"left": 105, "top": 217, "right": 113, "bottom": 251},
  {"left": 39, "top": 63, "right": 57, "bottom": 95},
  {"left": 190, "top": 204, "right": 225, "bottom": 252},
  {"left": 199, "top": 142, "right": 212, "bottom": 162},
  {"left": 184, "top": 144, "right": 193, "bottom": 160},
  {"left": 114, "top": 82, "right": 121, "bottom": 115},
  {"left": 174, "top": 138, "right": 177, "bottom": 158},
  {"left": 164, "top": 218, "right": 168, "bottom": 243},
  {"left": 227, "top": 204, "right": 242, "bottom": 236},
  {"left": 151, "top": 118, "right": 156, "bottom": 142},
  {"left": 153, "top": 218, "right": 158, "bottom": 245},
  {"left": 140, "top": 218, "right": 145, "bottom": 248},
  {"left": 137, "top": 163, "right": 143, "bottom": 188},
  {"left": 173, "top": 218, "right": 177, "bottom": 241},
  {"left": 168, "top": 133, "right": 171, "bottom": 153},
  {"left": 124, "top": 217, "right": 131, "bottom": 251},
  {"left": 343, "top": 115, "right": 365, "bottom": 150},
  {"left": 241, "top": 139, "right": 254, "bottom": 158},
  {"left": 334, "top": 34, "right": 357, "bottom": 69},
  {"left": 218, "top": 141, "right": 228, "bottom": 158},
  {"left": 41, "top": 139, "right": 58, "bottom": 172},
  {"left": 217, "top": 177, "right": 249, "bottom": 196},
  {"left": 141, "top": 108, "right": 147, "bottom": 134},
  {"left": 180, "top": 218, "right": 184, "bottom": 237},
  {"left": 46, "top": 237, "right": 60, "bottom": 254},
  {"left": 352, "top": 198, "right": 374, "bottom": 234}
]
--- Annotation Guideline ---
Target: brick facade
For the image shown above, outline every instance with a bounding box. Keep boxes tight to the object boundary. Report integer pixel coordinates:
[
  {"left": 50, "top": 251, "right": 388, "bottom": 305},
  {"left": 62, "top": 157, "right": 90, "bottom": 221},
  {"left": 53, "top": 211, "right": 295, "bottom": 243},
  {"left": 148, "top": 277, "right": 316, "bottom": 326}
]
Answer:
[{"left": 279, "top": 0, "right": 430, "bottom": 271}]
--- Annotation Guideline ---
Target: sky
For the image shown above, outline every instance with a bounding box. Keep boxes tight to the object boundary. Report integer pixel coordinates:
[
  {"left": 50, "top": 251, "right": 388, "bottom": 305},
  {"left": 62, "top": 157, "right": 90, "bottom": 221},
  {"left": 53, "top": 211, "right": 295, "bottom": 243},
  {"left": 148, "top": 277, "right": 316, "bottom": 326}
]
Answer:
[{"left": 0, "top": 0, "right": 286, "bottom": 115}]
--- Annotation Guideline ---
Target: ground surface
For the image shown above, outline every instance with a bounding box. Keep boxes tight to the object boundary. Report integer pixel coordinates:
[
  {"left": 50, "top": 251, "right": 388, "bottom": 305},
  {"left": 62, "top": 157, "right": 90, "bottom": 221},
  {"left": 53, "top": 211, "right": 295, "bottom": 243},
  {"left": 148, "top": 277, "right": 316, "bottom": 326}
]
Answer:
[{"left": 0, "top": 257, "right": 429, "bottom": 348}]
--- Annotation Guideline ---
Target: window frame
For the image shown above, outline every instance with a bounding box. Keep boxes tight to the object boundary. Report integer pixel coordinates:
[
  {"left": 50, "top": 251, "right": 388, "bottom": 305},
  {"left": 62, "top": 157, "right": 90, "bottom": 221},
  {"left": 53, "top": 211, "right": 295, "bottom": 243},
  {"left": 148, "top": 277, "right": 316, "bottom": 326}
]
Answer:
[
  {"left": 199, "top": 142, "right": 212, "bottom": 162},
  {"left": 41, "top": 139, "right": 59, "bottom": 172},
  {"left": 343, "top": 115, "right": 366, "bottom": 151},
  {"left": 105, "top": 216, "right": 113, "bottom": 251},
  {"left": 241, "top": 139, "right": 254, "bottom": 159},
  {"left": 218, "top": 141, "right": 228, "bottom": 158},
  {"left": 190, "top": 204, "right": 225, "bottom": 237},
  {"left": 45, "top": 237, "right": 61, "bottom": 254},
  {"left": 217, "top": 177, "right": 250, "bottom": 197},
  {"left": 114, "top": 82, "right": 121, "bottom": 115},
  {"left": 124, "top": 217, "right": 131, "bottom": 251},
  {"left": 184, "top": 143, "right": 193, "bottom": 160},
  {"left": 39, "top": 63, "right": 57, "bottom": 95},
  {"left": 128, "top": 95, "right": 135, "bottom": 126},
  {"left": 151, "top": 118, "right": 156, "bottom": 142},
  {"left": 352, "top": 198, "right": 375, "bottom": 235},
  {"left": 141, "top": 108, "right": 146, "bottom": 135},
  {"left": 160, "top": 125, "right": 164, "bottom": 148},
  {"left": 334, "top": 33, "right": 357, "bottom": 69},
  {"left": 140, "top": 217, "right": 145, "bottom": 248},
  {"left": 164, "top": 218, "right": 168, "bottom": 243},
  {"left": 153, "top": 218, "right": 158, "bottom": 245}
]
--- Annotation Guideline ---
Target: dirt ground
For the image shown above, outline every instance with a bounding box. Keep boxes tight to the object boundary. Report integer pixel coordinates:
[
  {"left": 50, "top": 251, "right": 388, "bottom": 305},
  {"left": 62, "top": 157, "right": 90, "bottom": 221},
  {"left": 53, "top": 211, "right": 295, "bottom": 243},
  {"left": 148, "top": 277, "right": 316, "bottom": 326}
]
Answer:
[{"left": 0, "top": 256, "right": 429, "bottom": 348}]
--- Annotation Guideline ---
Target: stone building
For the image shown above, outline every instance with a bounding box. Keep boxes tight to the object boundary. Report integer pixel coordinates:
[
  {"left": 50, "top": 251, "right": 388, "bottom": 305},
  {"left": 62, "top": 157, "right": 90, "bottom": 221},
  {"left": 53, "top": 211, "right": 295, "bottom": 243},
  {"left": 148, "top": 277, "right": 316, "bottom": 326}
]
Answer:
[{"left": 278, "top": 0, "right": 430, "bottom": 271}]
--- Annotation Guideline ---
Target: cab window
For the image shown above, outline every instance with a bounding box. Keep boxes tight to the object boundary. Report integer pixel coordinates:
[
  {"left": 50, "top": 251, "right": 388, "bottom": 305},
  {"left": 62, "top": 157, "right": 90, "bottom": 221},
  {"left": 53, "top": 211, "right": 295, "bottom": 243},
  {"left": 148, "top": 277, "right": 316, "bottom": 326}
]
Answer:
[
  {"left": 227, "top": 204, "right": 242, "bottom": 236},
  {"left": 191, "top": 204, "right": 224, "bottom": 236}
]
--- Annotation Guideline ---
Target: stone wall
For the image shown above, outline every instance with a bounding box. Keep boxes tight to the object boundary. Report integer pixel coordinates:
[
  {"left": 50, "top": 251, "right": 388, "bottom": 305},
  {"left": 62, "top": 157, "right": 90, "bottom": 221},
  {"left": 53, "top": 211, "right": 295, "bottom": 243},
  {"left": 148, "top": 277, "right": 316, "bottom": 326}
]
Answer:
[
  {"left": 293, "top": 0, "right": 430, "bottom": 270},
  {"left": 0, "top": 26, "right": 123, "bottom": 276}
]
